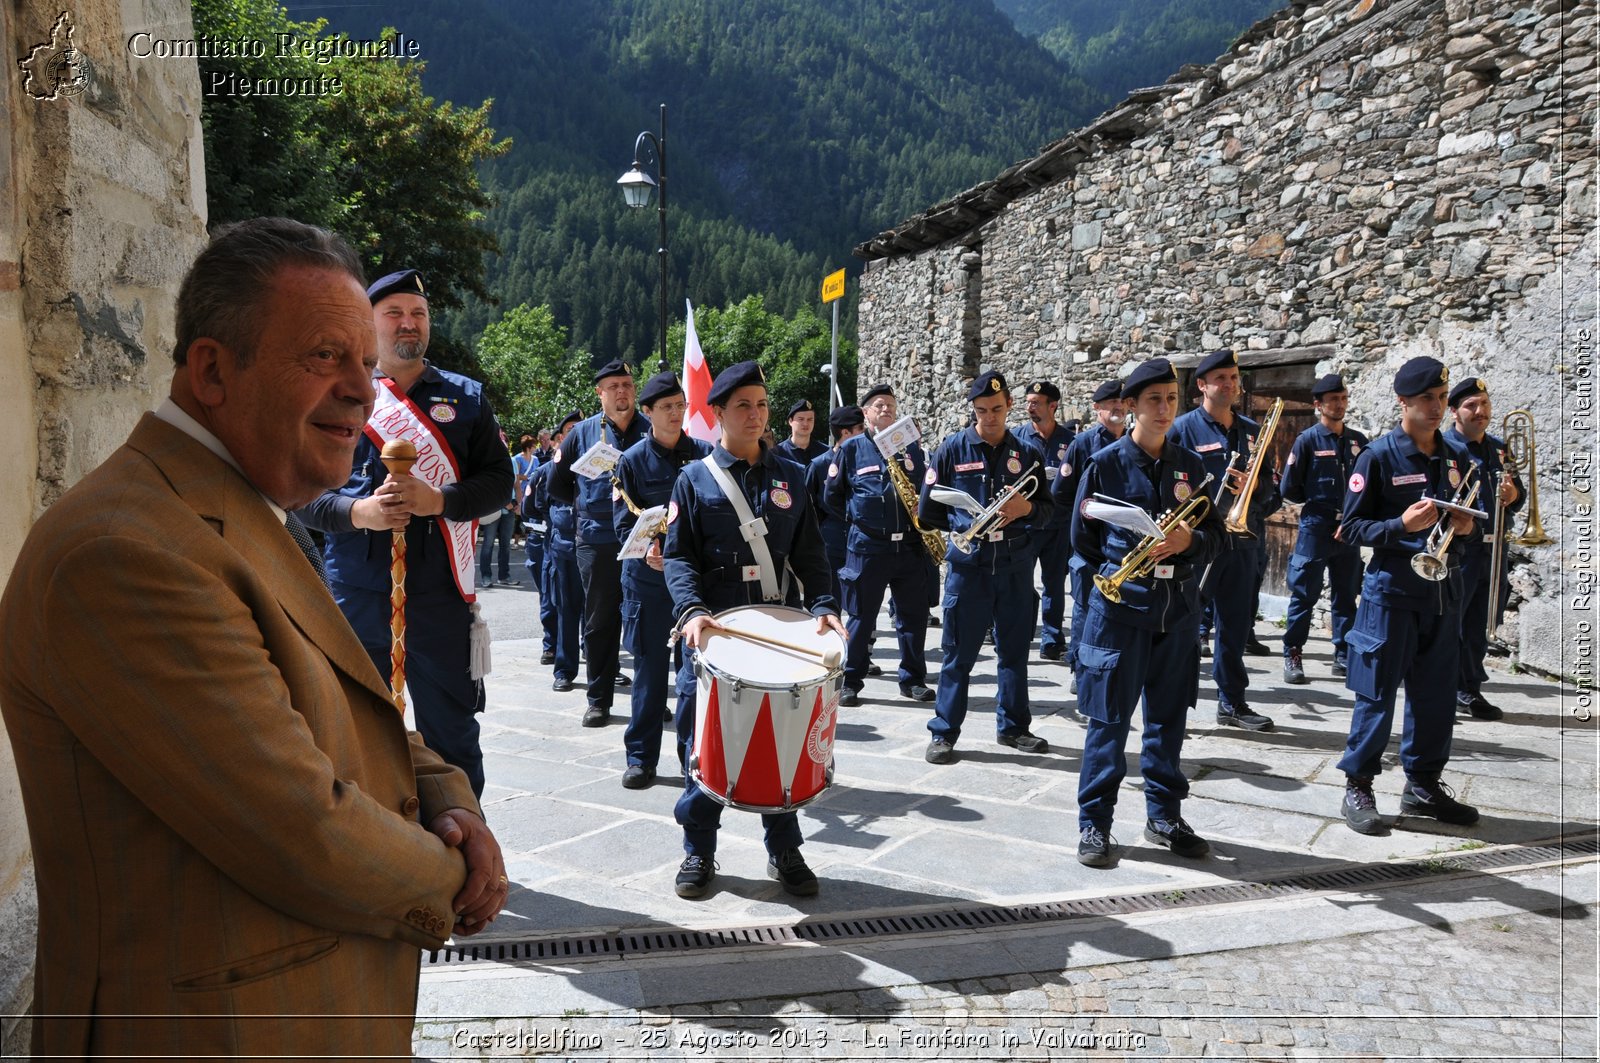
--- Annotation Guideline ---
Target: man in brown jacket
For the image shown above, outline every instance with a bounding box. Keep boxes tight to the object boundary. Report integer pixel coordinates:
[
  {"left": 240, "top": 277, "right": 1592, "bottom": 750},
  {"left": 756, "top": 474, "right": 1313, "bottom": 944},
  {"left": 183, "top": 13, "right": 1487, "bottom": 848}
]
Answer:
[{"left": 0, "top": 218, "right": 507, "bottom": 1059}]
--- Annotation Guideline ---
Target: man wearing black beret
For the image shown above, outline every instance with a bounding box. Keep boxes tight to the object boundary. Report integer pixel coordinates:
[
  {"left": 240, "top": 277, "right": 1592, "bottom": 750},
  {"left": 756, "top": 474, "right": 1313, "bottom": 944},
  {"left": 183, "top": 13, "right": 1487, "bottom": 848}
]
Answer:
[
  {"left": 611, "top": 372, "right": 712, "bottom": 788},
  {"left": 808, "top": 406, "right": 867, "bottom": 605},
  {"left": 1017, "top": 380, "right": 1076, "bottom": 663},
  {"left": 1168, "top": 350, "right": 1282, "bottom": 732},
  {"left": 528, "top": 411, "right": 585, "bottom": 690},
  {"left": 775, "top": 397, "right": 827, "bottom": 466},
  {"left": 1335, "top": 356, "right": 1481, "bottom": 834},
  {"left": 1279, "top": 374, "right": 1369, "bottom": 684},
  {"left": 551, "top": 361, "right": 650, "bottom": 727},
  {"left": 1444, "top": 376, "right": 1523, "bottom": 720},
  {"left": 299, "top": 268, "right": 514, "bottom": 797},
  {"left": 918, "top": 371, "right": 1053, "bottom": 764}
]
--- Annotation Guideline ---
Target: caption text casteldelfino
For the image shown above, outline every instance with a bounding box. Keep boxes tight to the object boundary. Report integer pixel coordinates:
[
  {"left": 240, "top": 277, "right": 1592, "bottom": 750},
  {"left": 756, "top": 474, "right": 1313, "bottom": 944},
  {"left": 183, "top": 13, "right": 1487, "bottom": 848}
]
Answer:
[{"left": 126, "top": 32, "right": 420, "bottom": 97}]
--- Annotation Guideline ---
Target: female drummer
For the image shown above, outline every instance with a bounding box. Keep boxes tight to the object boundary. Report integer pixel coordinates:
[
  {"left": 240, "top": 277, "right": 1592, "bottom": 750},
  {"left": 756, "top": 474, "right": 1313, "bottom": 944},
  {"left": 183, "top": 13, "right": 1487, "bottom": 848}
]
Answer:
[{"left": 663, "top": 360, "right": 846, "bottom": 900}]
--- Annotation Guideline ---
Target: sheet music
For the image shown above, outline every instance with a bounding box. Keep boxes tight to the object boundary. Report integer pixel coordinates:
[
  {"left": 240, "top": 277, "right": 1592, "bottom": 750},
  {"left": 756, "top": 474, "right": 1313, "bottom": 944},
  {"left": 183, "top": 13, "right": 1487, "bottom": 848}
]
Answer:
[
  {"left": 873, "top": 415, "right": 922, "bottom": 460},
  {"left": 616, "top": 505, "right": 669, "bottom": 559},
  {"left": 572, "top": 439, "right": 623, "bottom": 480},
  {"left": 1084, "top": 494, "right": 1165, "bottom": 539},
  {"left": 930, "top": 485, "right": 984, "bottom": 515}
]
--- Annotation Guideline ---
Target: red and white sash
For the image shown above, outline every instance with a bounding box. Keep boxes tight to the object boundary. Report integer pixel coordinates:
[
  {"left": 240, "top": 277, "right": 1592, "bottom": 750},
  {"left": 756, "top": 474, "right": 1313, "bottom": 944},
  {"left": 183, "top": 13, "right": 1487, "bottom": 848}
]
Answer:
[{"left": 363, "top": 378, "right": 477, "bottom": 602}]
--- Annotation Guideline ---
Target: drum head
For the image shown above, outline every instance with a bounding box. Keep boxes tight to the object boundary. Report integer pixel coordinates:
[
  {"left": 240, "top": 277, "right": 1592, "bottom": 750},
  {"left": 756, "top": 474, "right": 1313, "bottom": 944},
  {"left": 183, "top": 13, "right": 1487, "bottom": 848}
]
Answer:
[{"left": 701, "top": 605, "right": 843, "bottom": 686}]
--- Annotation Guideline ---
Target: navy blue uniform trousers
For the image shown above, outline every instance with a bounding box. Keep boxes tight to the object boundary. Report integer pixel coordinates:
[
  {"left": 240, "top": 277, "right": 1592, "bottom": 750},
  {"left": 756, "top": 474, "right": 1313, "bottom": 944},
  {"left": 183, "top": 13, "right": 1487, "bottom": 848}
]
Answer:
[
  {"left": 1033, "top": 525, "right": 1071, "bottom": 654},
  {"left": 841, "top": 548, "right": 931, "bottom": 688},
  {"left": 1200, "top": 545, "right": 1254, "bottom": 707},
  {"left": 577, "top": 546, "right": 624, "bottom": 707},
  {"left": 1338, "top": 598, "right": 1460, "bottom": 782},
  {"left": 1075, "top": 604, "right": 1201, "bottom": 830},
  {"left": 1455, "top": 545, "right": 1502, "bottom": 698},
  {"left": 621, "top": 572, "right": 676, "bottom": 771},
  {"left": 1282, "top": 529, "right": 1361, "bottom": 656},
  {"left": 929, "top": 559, "right": 1037, "bottom": 743},
  {"left": 543, "top": 546, "right": 582, "bottom": 683},
  {"left": 336, "top": 583, "right": 486, "bottom": 797}
]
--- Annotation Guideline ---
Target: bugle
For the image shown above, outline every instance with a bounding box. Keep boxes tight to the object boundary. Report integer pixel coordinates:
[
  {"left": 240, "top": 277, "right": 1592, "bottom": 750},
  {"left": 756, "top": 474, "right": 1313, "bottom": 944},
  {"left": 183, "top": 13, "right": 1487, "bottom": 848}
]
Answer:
[{"left": 951, "top": 463, "right": 1041, "bottom": 555}]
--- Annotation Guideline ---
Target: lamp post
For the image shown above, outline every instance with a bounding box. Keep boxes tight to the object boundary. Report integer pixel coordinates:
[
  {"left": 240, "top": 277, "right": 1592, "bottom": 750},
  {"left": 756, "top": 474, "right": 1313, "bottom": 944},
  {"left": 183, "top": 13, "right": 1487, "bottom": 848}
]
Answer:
[{"left": 617, "top": 103, "right": 669, "bottom": 371}]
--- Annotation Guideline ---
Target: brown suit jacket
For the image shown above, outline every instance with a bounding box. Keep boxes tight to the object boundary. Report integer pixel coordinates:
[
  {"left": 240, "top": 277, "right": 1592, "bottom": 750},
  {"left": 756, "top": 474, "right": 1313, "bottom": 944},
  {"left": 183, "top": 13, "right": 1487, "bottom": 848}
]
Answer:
[{"left": 0, "top": 415, "right": 477, "bottom": 1060}]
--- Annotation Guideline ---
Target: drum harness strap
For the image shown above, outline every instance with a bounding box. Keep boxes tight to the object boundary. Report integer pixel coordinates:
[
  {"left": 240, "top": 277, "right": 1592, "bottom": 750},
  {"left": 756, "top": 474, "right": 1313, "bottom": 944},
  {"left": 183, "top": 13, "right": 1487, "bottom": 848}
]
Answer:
[{"left": 700, "top": 454, "right": 788, "bottom": 604}]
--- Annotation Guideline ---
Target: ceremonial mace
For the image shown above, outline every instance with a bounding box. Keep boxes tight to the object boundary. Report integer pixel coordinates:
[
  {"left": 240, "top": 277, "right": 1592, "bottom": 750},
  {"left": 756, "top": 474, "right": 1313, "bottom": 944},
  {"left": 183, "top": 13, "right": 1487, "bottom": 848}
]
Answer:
[{"left": 380, "top": 439, "right": 418, "bottom": 713}]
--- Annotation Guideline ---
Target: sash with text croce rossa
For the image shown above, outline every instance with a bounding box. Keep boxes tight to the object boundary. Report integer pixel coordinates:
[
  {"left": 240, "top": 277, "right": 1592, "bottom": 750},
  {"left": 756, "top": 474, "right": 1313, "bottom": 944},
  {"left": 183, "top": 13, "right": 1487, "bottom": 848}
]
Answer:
[{"left": 363, "top": 377, "right": 477, "bottom": 603}]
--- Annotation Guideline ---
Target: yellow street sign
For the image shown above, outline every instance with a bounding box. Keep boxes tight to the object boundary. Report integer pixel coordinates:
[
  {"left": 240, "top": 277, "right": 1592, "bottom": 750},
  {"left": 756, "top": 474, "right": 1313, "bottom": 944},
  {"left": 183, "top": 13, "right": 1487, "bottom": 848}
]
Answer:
[{"left": 821, "top": 268, "right": 846, "bottom": 303}]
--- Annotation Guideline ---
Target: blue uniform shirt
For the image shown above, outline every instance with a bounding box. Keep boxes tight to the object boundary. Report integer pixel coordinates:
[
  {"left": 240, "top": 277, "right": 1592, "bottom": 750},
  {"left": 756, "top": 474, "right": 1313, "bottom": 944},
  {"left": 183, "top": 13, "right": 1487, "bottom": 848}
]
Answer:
[
  {"left": 1339, "top": 425, "right": 1480, "bottom": 613},
  {"left": 1050, "top": 422, "right": 1118, "bottom": 514},
  {"left": 807, "top": 447, "right": 849, "bottom": 560},
  {"left": 1168, "top": 406, "right": 1282, "bottom": 541},
  {"left": 1281, "top": 421, "right": 1370, "bottom": 530},
  {"left": 612, "top": 431, "right": 712, "bottom": 592},
  {"left": 774, "top": 437, "right": 828, "bottom": 467},
  {"left": 300, "top": 363, "right": 514, "bottom": 595},
  {"left": 1015, "top": 420, "right": 1075, "bottom": 529},
  {"left": 664, "top": 444, "right": 838, "bottom": 623},
  {"left": 1070, "top": 433, "right": 1225, "bottom": 632},
  {"left": 550, "top": 411, "right": 650, "bottom": 546},
  {"left": 821, "top": 433, "right": 931, "bottom": 556},
  {"left": 917, "top": 427, "right": 1052, "bottom": 570},
  {"left": 531, "top": 462, "right": 577, "bottom": 555},
  {"left": 1444, "top": 428, "right": 1524, "bottom": 551}
]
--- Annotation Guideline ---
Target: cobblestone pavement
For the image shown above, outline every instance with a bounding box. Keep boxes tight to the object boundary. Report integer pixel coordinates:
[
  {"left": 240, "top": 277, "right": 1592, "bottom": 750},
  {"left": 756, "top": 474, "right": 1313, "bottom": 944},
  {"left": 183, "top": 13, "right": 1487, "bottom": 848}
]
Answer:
[{"left": 416, "top": 895, "right": 1598, "bottom": 1061}]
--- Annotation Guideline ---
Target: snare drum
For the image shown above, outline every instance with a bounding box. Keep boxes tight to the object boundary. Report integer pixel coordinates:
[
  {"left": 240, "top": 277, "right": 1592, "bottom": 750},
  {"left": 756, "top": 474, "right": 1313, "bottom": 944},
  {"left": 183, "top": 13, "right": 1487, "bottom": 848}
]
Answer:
[{"left": 689, "top": 605, "right": 845, "bottom": 812}]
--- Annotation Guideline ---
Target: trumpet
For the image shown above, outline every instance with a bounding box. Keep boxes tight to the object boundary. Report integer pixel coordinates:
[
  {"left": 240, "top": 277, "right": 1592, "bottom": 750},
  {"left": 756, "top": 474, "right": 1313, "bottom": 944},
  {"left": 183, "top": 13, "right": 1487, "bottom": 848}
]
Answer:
[
  {"left": 1094, "top": 474, "right": 1215, "bottom": 604},
  {"left": 1501, "top": 409, "right": 1549, "bottom": 546},
  {"left": 951, "top": 462, "right": 1041, "bottom": 555},
  {"left": 1223, "top": 397, "right": 1285, "bottom": 538},
  {"left": 1411, "top": 468, "right": 1481, "bottom": 582}
]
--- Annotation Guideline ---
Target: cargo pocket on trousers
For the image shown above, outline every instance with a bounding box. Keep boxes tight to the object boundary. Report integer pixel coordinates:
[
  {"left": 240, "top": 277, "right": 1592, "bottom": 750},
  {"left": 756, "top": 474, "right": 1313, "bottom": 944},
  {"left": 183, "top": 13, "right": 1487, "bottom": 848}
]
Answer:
[
  {"left": 1343, "top": 628, "right": 1387, "bottom": 701},
  {"left": 1075, "top": 643, "right": 1123, "bottom": 724},
  {"left": 621, "top": 599, "right": 643, "bottom": 657}
]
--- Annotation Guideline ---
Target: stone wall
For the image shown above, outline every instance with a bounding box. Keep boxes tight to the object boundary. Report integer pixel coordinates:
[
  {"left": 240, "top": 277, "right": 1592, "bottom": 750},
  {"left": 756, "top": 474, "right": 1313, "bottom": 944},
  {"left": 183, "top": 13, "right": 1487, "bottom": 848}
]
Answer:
[
  {"left": 857, "top": 0, "right": 1597, "bottom": 682},
  {"left": 1, "top": 0, "right": 207, "bottom": 1048}
]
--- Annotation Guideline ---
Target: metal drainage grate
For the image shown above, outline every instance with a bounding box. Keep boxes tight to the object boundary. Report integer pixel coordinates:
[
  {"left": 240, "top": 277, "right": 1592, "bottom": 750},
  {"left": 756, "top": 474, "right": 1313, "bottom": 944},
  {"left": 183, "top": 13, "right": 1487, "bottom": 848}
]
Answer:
[{"left": 425, "top": 835, "right": 1598, "bottom": 968}]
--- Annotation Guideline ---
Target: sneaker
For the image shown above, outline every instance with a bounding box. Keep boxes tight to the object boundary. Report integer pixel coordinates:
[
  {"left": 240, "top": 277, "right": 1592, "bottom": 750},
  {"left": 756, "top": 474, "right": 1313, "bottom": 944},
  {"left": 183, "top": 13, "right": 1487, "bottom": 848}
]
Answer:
[
  {"left": 1199, "top": 636, "right": 1211, "bottom": 658},
  {"left": 1342, "top": 780, "right": 1384, "bottom": 834},
  {"left": 1144, "top": 817, "right": 1210, "bottom": 858},
  {"left": 1283, "top": 648, "right": 1308, "bottom": 685},
  {"left": 582, "top": 703, "right": 609, "bottom": 727},
  {"left": 621, "top": 764, "right": 655, "bottom": 789},
  {"left": 1040, "top": 644, "right": 1064, "bottom": 661},
  {"left": 540, "top": 650, "right": 556, "bottom": 665},
  {"left": 899, "top": 683, "right": 935, "bottom": 702},
  {"left": 1400, "top": 780, "right": 1480, "bottom": 825},
  {"left": 838, "top": 687, "right": 862, "bottom": 707},
  {"left": 925, "top": 737, "right": 956, "bottom": 764},
  {"left": 997, "top": 731, "right": 1048, "bottom": 753},
  {"left": 928, "top": 613, "right": 941, "bottom": 628},
  {"left": 663, "top": 706, "right": 674, "bottom": 723},
  {"left": 552, "top": 675, "right": 574, "bottom": 692},
  {"left": 866, "top": 663, "right": 883, "bottom": 677},
  {"left": 1245, "top": 637, "right": 1272, "bottom": 656},
  {"left": 767, "top": 848, "right": 819, "bottom": 896},
  {"left": 1217, "top": 705, "right": 1274, "bottom": 731},
  {"left": 1330, "top": 655, "right": 1348, "bottom": 679},
  {"left": 1459, "top": 694, "right": 1503, "bottom": 721},
  {"left": 1069, "top": 672, "right": 1078, "bottom": 696},
  {"left": 1078, "top": 825, "right": 1113, "bottom": 868},
  {"left": 615, "top": 674, "right": 631, "bottom": 688},
  {"left": 675, "top": 854, "right": 715, "bottom": 899}
]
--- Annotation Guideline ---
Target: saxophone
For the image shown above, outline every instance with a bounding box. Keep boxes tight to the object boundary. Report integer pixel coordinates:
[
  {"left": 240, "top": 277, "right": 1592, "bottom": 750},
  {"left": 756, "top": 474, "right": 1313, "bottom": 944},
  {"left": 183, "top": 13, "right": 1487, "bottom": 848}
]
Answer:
[{"left": 884, "top": 449, "right": 947, "bottom": 565}]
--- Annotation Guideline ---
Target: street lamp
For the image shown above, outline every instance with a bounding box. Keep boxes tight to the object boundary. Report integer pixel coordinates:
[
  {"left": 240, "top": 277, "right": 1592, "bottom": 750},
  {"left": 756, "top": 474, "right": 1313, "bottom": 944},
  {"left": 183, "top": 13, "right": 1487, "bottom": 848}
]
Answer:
[{"left": 617, "top": 103, "right": 669, "bottom": 371}]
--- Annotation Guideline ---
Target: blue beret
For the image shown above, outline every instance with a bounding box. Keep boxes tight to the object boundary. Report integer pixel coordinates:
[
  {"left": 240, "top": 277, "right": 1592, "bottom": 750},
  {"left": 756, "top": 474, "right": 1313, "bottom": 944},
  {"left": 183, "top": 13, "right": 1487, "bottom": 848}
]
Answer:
[
  {"left": 1122, "top": 358, "right": 1178, "bottom": 399},
  {"left": 829, "top": 405, "right": 864, "bottom": 431},
  {"left": 592, "top": 359, "right": 634, "bottom": 385},
  {"left": 1194, "top": 350, "right": 1239, "bottom": 378},
  {"left": 1091, "top": 379, "right": 1123, "bottom": 404},
  {"left": 558, "top": 409, "right": 583, "bottom": 431},
  {"left": 787, "top": 398, "right": 815, "bottom": 418},
  {"left": 860, "top": 383, "right": 894, "bottom": 405},
  {"left": 1311, "top": 374, "right": 1347, "bottom": 398},
  {"left": 966, "top": 370, "right": 1009, "bottom": 401},
  {"left": 1448, "top": 376, "right": 1488, "bottom": 407},
  {"left": 1394, "top": 356, "right": 1449, "bottom": 397},
  {"left": 639, "top": 371, "right": 684, "bottom": 407},
  {"left": 1025, "top": 379, "right": 1061, "bottom": 402},
  {"left": 707, "top": 360, "right": 766, "bottom": 406},
  {"left": 367, "top": 269, "right": 427, "bottom": 304}
]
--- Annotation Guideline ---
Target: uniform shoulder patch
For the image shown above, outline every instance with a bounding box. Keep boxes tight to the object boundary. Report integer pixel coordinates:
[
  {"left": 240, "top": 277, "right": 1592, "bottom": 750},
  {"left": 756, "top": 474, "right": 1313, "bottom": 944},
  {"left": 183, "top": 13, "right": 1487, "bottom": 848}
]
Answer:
[
  {"left": 924, "top": 467, "right": 938, "bottom": 486},
  {"left": 1349, "top": 471, "right": 1365, "bottom": 493},
  {"left": 667, "top": 500, "right": 679, "bottom": 525}
]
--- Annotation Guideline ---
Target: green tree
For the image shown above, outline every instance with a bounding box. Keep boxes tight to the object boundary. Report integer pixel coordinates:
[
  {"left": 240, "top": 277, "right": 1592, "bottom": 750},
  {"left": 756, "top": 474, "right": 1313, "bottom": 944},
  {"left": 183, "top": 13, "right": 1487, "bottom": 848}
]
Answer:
[{"left": 475, "top": 304, "right": 592, "bottom": 435}]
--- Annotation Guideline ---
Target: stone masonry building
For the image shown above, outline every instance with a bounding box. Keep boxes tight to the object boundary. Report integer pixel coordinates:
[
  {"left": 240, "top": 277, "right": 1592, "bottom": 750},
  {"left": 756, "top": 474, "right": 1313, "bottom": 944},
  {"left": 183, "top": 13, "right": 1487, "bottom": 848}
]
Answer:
[
  {"left": 1, "top": 1, "right": 207, "bottom": 1048},
  {"left": 855, "top": 0, "right": 1597, "bottom": 682}
]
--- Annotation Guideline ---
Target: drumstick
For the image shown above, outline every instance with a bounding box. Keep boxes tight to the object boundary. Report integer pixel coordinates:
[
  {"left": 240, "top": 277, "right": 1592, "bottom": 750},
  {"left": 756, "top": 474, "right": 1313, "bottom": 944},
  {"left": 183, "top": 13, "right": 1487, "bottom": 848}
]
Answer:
[
  {"left": 710, "top": 625, "right": 843, "bottom": 670},
  {"left": 380, "top": 440, "right": 418, "bottom": 713}
]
